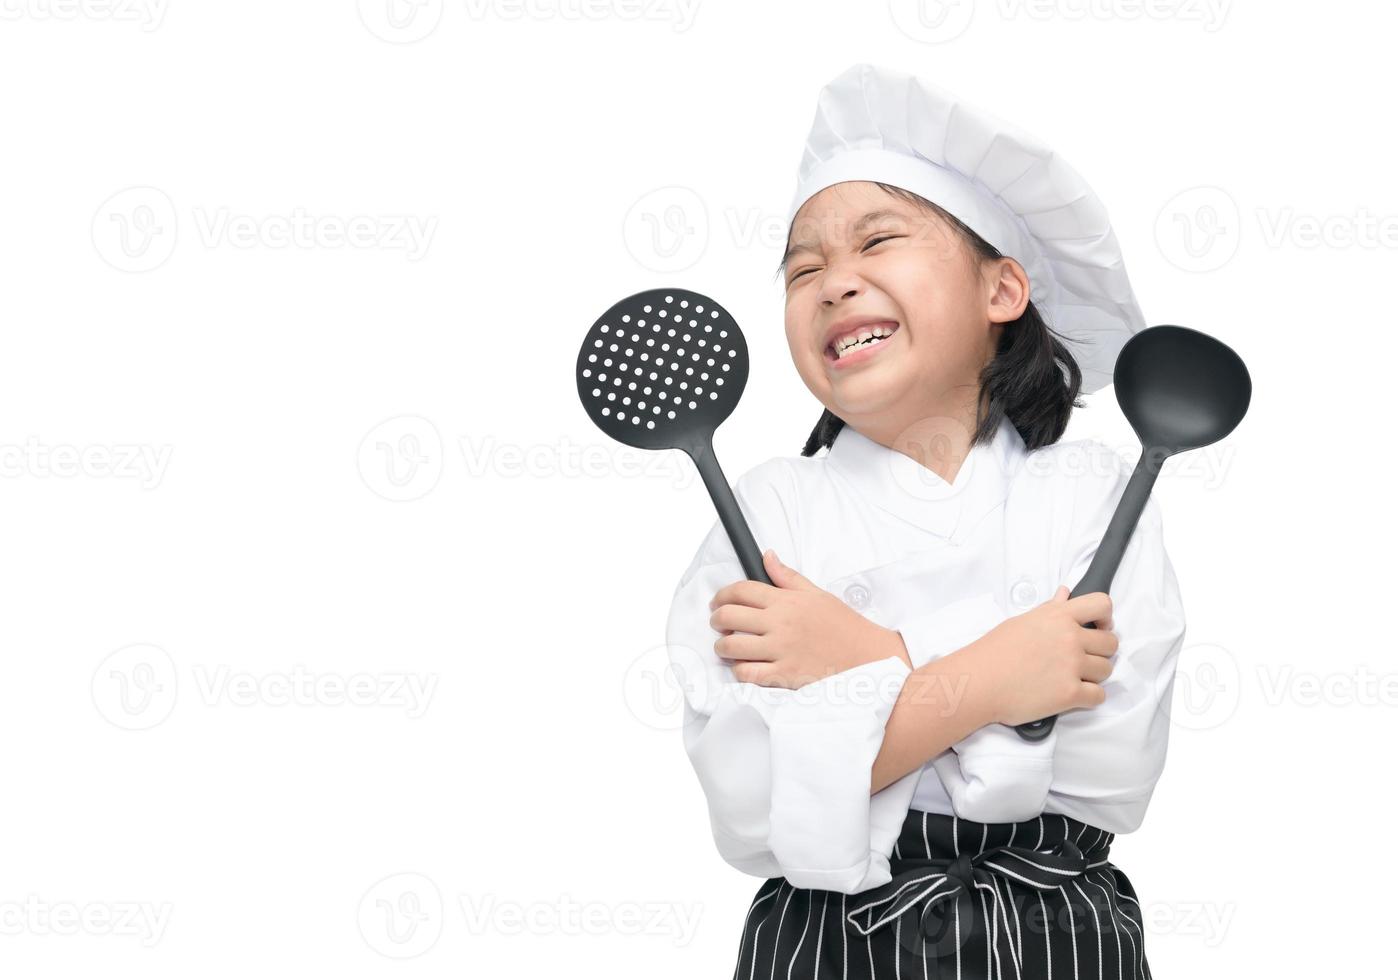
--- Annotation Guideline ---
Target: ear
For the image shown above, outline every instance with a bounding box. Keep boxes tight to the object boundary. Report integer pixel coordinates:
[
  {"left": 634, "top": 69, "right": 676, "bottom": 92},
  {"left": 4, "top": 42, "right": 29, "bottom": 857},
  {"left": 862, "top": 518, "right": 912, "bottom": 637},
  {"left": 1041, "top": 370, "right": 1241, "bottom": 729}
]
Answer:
[{"left": 986, "top": 256, "right": 1030, "bottom": 324}]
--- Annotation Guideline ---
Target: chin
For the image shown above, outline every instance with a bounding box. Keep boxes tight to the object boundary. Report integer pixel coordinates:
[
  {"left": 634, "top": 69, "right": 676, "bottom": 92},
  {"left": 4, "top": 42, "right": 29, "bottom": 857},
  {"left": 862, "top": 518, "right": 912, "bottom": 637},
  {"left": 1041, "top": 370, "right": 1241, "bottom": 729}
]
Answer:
[{"left": 826, "top": 374, "right": 909, "bottom": 419}]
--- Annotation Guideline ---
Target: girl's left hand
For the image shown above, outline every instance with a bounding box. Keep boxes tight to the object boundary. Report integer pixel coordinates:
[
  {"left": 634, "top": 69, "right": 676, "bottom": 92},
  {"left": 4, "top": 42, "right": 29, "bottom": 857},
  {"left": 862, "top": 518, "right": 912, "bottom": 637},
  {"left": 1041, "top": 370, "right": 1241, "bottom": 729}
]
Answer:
[{"left": 708, "top": 549, "right": 910, "bottom": 689}]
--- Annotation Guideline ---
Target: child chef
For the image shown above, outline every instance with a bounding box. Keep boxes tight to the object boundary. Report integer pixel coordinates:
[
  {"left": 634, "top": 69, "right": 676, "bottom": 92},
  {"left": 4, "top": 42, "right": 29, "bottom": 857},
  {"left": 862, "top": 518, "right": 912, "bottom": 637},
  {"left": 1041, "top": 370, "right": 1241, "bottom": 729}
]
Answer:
[{"left": 664, "top": 63, "right": 1186, "bottom": 979}]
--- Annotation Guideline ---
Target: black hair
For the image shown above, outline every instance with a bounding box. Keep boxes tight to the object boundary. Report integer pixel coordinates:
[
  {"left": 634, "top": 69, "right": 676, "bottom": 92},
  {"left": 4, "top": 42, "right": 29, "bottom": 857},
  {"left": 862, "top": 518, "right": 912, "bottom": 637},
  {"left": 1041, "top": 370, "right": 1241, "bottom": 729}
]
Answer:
[{"left": 776, "top": 181, "right": 1084, "bottom": 457}]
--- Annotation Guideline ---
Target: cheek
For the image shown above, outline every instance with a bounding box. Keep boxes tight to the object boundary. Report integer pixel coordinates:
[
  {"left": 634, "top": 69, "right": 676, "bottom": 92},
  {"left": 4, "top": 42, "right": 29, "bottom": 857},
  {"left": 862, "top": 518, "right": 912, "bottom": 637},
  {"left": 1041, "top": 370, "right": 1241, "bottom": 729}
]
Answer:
[
  {"left": 783, "top": 310, "right": 830, "bottom": 389},
  {"left": 893, "top": 263, "right": 981, "bottom": 338},
  {"left": 784, "top": 303, "right": 815, "bottom": 356}
]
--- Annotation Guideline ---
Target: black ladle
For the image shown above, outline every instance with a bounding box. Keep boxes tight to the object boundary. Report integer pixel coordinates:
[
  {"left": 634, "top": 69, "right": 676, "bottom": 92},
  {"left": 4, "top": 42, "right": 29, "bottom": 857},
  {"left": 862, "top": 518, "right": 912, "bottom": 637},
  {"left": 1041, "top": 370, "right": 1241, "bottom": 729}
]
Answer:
[
  {"left": 1016, "top": 324, "right": 1251, "bottom": 741},
  {"left": 576, "top": 287, "right": 772, "bottom": 585}
]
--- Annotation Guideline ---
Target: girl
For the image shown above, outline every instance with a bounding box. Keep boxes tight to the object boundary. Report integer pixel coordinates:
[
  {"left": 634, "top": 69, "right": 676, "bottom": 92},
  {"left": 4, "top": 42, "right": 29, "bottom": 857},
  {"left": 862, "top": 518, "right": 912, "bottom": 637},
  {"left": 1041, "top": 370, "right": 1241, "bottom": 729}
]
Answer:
[{"left": 664, "top": 64, "right": 1185, "bottom": 979}]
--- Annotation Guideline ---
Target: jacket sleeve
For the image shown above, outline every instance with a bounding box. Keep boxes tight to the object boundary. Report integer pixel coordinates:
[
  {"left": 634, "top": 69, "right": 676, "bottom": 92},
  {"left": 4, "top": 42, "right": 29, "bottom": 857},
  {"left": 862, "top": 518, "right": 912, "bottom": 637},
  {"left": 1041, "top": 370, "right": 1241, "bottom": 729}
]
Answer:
[
  {"left": 1045, "top": 444, "right": 1187, "bottom": 832},
  {"left": 665, "top": 462, "right": 922, "bottom": 894},
  {"left": 897, "top": 591, "right": 1051, "bottom": 822},
  {"left": 898, "top": 443, "right": 1187, "bottom": 830}
]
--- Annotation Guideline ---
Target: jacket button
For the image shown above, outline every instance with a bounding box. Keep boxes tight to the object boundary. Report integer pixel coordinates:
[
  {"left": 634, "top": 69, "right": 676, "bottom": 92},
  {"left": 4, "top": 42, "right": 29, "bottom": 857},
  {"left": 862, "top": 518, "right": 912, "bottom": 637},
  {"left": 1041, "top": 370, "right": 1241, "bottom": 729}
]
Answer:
[
  {"left": 843, "top": 583, "right": 871, "bottom": 610},
  {"left": 1010, "top": 579, "right": 1039, "bottom": 608}
]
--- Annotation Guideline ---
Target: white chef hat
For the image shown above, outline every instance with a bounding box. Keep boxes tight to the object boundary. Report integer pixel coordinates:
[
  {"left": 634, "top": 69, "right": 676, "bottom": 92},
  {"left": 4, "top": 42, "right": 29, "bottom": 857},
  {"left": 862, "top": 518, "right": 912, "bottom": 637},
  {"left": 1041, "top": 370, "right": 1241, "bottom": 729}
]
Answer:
[{"left": 787, "top": 63, "right": 1145, "bottom": 394}]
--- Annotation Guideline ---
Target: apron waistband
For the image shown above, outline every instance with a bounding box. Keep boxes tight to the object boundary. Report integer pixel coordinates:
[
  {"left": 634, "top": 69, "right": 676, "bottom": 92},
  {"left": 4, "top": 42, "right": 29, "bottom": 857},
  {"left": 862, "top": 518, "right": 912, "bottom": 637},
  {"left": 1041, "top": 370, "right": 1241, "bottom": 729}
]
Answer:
[{"left": 845, "top": 810, "right": 1113, "bottom": 942}]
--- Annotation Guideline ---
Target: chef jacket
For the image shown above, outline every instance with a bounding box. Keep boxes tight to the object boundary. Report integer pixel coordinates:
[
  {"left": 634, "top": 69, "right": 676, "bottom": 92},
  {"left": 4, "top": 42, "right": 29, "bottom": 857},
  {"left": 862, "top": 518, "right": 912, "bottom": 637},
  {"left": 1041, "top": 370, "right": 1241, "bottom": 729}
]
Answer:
[{"left": 664, "top": 414, "right": 1187, "bottom": 895}]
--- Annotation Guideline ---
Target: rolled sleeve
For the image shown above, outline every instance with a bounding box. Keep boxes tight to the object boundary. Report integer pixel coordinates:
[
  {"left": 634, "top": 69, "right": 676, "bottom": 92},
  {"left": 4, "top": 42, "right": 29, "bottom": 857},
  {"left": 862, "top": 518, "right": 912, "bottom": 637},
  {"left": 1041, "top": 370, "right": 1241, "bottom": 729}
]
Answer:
[{"left": 665, "top": 464, "right": 920, "bottom": 894}]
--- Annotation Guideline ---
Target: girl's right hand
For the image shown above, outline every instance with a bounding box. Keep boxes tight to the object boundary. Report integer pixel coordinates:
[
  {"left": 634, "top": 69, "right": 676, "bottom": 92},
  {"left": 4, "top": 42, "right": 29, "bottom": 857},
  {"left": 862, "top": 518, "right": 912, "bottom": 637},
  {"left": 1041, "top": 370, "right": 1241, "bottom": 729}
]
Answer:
[{"left": 963, "top": 586, "right": 1118, "bottom": 727}]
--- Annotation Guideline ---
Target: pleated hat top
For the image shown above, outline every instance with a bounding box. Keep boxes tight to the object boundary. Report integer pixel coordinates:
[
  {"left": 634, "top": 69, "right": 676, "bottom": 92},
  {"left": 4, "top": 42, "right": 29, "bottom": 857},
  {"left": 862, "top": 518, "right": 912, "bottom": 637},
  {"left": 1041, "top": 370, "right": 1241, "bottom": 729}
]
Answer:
[{"left": 787, "top": 62, "right": 1146, "bottom": 394}]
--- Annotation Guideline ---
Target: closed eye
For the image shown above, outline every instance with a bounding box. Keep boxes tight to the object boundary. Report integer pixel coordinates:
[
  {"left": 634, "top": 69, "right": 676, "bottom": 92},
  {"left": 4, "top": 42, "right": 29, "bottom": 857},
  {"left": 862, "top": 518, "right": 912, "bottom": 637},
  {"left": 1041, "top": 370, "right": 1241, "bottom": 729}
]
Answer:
[
  {"left": 862, "top": 234, "right": 900, "bottom": 249},
  {"left": 786, "top": 235, "right": 902, "bottom": 285}
]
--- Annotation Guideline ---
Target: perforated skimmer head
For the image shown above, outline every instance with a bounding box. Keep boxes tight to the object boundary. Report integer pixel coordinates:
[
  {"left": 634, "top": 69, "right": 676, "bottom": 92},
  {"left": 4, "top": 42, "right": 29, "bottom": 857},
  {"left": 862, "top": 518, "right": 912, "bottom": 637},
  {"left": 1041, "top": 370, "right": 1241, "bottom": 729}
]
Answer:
[
  {"left": 576, "top": 287, "right": 770, "bottom": 584},
  {"left": 575, "top": 287, "right": 749, "bottom": 455}
]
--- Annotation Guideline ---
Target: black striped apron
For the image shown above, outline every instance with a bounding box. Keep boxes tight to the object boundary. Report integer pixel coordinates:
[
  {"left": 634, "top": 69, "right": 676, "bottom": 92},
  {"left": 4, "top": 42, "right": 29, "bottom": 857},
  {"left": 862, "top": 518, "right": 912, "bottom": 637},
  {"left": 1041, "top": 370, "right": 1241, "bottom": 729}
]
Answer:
[{"left": 732, "top": 808, "right": 1151, "bottom": 980}]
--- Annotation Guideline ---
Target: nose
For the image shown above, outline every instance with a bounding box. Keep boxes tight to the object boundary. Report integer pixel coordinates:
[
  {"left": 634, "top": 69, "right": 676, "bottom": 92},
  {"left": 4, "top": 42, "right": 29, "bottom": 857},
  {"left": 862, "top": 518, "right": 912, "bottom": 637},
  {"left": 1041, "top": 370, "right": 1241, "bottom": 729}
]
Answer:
[
  {"left": 821, "top": 286, "right": 860, "bottom": 306},
  {"left": 817, "top": 262, "right": 864, "bottom": 307}
]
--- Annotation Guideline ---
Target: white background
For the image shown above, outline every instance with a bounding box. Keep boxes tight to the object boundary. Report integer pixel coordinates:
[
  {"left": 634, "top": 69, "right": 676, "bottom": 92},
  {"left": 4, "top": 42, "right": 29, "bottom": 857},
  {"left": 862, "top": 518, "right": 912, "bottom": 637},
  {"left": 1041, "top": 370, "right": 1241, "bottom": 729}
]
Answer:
[{"left": 0, "top": 1, "right": 1390, "bottom": 976}]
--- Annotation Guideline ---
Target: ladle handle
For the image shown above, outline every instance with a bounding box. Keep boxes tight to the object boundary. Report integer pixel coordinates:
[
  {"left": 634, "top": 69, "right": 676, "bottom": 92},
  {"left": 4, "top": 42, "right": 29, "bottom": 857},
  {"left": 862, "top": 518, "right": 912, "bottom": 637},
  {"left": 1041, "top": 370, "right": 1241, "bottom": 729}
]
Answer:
[
  {"left": 687, "top": 435, "right": 772, "bottom": 586},
  {"left": 1015, "top": 454, "right": 1164, "bottom": 742}
]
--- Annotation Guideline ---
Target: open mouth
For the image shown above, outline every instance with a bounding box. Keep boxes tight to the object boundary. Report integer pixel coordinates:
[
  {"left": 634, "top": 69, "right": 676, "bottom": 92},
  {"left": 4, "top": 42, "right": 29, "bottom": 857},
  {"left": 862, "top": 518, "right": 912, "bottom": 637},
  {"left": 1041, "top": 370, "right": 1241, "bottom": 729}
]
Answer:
[{"left": 824, "top": 322, "right": 900, "bottom": 363}]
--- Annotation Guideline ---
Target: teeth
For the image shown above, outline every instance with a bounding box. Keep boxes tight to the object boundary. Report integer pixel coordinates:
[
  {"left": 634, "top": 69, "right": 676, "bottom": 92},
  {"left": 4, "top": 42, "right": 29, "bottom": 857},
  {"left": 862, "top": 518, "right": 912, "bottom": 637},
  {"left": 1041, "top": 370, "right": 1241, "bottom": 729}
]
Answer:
[{"left": 832, "top": 323, "right": 896, "bottom": 358}]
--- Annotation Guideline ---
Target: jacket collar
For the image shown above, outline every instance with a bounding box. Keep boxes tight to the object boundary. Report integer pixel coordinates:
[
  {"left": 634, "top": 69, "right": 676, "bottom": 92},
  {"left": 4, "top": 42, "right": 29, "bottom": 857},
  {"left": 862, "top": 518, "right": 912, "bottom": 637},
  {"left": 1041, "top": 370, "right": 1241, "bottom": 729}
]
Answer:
[{"left": 823, "top": 415, "right": 1027, "bottom": 542}]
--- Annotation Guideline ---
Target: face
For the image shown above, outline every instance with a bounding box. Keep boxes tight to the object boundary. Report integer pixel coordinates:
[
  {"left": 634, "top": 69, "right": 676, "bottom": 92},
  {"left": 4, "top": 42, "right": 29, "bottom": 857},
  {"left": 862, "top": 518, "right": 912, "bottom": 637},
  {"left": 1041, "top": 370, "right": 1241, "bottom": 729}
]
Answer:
[{"left": 781, "top": 181, "right": 1028, "bottom": 447}]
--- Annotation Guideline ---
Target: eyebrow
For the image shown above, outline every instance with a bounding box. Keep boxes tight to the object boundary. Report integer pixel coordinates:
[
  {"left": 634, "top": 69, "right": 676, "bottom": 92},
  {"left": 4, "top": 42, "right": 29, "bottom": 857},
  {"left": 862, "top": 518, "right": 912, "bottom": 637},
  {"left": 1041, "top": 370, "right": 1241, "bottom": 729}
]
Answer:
[{"left": 779, "top": 208, "right": 909, "bottom": 270}]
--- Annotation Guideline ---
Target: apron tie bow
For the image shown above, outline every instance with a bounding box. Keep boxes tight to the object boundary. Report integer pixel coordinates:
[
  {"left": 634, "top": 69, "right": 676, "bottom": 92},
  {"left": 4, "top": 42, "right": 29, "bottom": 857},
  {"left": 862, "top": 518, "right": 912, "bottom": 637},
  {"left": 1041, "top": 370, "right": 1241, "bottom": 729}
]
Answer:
[{"left": 845, "top": 838, "right": 1104, "bottom": 943}]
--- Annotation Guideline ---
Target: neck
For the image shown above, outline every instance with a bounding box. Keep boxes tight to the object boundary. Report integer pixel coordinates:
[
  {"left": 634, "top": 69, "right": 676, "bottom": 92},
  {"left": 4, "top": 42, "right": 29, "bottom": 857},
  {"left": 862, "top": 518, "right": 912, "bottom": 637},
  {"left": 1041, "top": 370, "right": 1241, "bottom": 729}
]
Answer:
[{"left": 850, "top": 396, "right": 984, "bottom": 486}]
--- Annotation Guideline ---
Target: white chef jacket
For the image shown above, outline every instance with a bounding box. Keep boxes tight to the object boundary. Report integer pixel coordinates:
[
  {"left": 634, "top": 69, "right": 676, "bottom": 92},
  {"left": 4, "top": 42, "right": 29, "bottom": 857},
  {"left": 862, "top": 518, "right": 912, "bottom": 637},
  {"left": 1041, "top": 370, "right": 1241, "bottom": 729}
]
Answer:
[{"left": 664, "top": 414, "right": 1186, "bottom": 895}]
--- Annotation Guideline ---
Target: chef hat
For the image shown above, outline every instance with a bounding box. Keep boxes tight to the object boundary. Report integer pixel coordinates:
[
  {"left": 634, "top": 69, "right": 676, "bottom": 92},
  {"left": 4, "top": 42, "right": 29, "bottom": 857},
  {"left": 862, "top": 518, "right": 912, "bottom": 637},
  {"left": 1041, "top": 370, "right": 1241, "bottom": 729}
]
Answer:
[{"left": 787, "top": 63, "right": 1145, "bottom": 394}]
